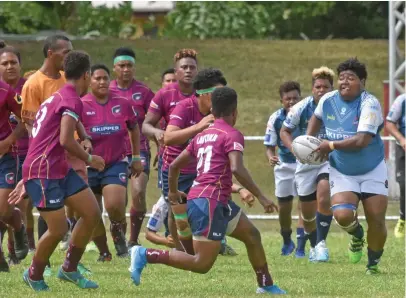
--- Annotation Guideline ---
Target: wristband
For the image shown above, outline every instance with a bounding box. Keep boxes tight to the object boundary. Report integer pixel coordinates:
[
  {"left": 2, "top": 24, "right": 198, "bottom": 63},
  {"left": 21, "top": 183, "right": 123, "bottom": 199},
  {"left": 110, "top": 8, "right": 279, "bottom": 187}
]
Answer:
[
  {"left": 83, "top": 135, "right": 92, "bottom": 141},
  {"left": 237, "top": 187, "right": 245, "bottom": 193},
  {"left": 132, "top": 155, "right": 141, "bottom": 162},
  {"left": 329, "top": 141, "right": 335, "bottom": 151},
  {"left": 87, "top": 154, "right": 92, "bottom": 163}
]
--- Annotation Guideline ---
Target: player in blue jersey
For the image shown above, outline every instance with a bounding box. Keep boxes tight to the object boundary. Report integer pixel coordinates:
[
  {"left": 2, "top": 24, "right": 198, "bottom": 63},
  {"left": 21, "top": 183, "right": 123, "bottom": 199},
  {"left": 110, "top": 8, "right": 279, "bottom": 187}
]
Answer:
[
  {"left": 308, "top": 58, "right": 388, "bottom": 274},
  {"left": 386, "top": 93, "right": 405, "bottom": 238},
  {"left": 280, "top": 67, "right": 334, "bottom": 262},
  {"left": 264, "top": 81, "right": 307, "bottom": 257}
]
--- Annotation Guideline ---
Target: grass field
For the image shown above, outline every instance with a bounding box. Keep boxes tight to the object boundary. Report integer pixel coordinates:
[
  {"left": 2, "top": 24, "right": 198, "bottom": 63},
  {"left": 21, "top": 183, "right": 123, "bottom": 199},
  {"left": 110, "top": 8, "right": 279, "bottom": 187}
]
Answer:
[
  {"left": 1, "top": 222, "right": 404, "bottom": 298},
  {"left": 1, "top": 39, "right": 404, "bottom": 296}
]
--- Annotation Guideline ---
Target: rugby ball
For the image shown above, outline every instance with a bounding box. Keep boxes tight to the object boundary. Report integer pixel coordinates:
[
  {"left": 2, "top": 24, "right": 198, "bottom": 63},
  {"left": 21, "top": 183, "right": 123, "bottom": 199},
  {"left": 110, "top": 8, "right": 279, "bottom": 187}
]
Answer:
[{"left": 292, "top": 135, "right": 323, "bottom": 165}]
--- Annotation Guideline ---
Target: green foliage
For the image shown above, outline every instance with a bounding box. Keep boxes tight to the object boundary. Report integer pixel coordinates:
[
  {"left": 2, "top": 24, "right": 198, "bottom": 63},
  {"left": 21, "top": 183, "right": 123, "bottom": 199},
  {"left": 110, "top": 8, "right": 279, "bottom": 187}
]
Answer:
[
  {"left": 0, "top": 2, "right": 60, "bottom": 34},
  {"left": 65, "top": 2, "right": 133, "bottom": 37},
  {"left": 166, "top": 2, "right": 271, "bottom": 39}
]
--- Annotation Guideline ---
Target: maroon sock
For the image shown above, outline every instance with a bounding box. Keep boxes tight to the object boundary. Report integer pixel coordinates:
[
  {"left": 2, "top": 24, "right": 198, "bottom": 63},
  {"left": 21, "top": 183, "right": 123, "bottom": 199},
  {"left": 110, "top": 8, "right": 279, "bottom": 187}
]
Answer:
[
  {"left": 29, "top": 257, "right": 48, "bottom": 281},
  {"left": 146, "top": 248, "right": 169, "bottom": 264},
  {"left": 27, "top": 227, "right": 36, "bottom": 250},
  {"left": 62, "top": 244, "right": 85, "bottom": 272},
  {"left": 93, "top": 234, "right": 111, "bottom": 256},
  {"left": 254, "top": 263, "right": 273, "bottom": 287},
  {"left": 0, "top": 209, "right": 22, "bottom": 232},
  {"left": 130, "top": 209, "right": 145, "bottom": 243}
]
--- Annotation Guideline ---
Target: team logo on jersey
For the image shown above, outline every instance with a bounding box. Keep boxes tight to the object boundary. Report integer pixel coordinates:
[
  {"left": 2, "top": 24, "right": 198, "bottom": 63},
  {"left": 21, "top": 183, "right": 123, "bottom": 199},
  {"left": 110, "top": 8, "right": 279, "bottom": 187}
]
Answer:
[
  {"left": 170, "top": 101, "right": 178, "bottom": 107},
  {"left": 14, "top": 94, "right": 22, "bottom": 104},
  {"left": 5, "top": 173, "right": 15, "bottom": 185},
  {"left": 233, "top": 142, "right": 244, "bottom": 152},
  {"left": 91, "top": 125, "right": 120, "bottom": 134},
  {"left": 353, "top": 116, "right": 359, "bottom": 125},
  {"left": 86, "top": 111, "right": 96, "bottom": 116},
  {"left": 340, "top": 107, "right": 347, "bottom": 115},
  {"left": 119, "top": 173, "right": 127, "bottom": 183},
  {"left": 112, "top": 105, "right": 121, "bottom": 115},
  {"left": 132, "top": 92, "right": 142, "bottom": 101},
  {"left": 327, "top": 114, "right": 335, "bottom": 121}
]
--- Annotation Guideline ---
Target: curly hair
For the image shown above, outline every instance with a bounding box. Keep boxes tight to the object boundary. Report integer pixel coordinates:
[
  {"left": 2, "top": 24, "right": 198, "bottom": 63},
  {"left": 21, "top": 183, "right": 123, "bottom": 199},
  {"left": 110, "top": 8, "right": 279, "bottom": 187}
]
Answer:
[
  {"left": 193, "top": 68, "right": 227, "bottom": 91},
  {"left": 279, "top": 81, "right": 301, "bottom": 98},
  {"left": 337, "top": 58, "right": 367, "bottom": 81},
  {"left": 173, "top": 48, "right": 198, "bottom": 64}
]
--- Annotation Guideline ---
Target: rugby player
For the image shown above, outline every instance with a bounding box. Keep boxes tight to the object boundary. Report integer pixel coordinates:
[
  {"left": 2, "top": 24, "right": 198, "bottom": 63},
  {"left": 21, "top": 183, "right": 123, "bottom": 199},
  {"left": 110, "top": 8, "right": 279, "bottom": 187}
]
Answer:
[
  {"left": 280, "top": 67, "right": 334, "bottom": 262},
  {"left": 386, "top": 93, "right": 405, "bottom": 238},
  {"left": 309, "top": 58, "right": 388, "bottom": 274},
  {"left": 130, "top": 86, "right": 285, "bottom": 294},
  {"left": 9, "top": 51, "right": 104, "bottom": 290},
  {"left": 109, "top": 48, "right": 155, "bottom": 246},
  {"left": 264, "top": 81, "right": 307, "bottom": 257}
]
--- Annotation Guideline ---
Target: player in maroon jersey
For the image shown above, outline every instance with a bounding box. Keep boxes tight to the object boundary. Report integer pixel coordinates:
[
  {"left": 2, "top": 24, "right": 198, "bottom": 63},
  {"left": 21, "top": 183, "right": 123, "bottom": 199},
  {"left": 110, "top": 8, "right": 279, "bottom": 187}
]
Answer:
[
  {"left": 142, "top": 49, "right": 198, "bottom": 251},
  {"left": 0, "top": 79, "right": 27, "bottom": 272},
  {"left": 129, "top": 86, "right": 285, "bottom": 294},
  {"left": 0, "top": 44, "right": 32, "bottom": 266},
  {"left": 82, "top": 64, "right": 143, "bottom": 260},
  {"left": 8, "top": 51, "right": 104, "bottom": 291}
]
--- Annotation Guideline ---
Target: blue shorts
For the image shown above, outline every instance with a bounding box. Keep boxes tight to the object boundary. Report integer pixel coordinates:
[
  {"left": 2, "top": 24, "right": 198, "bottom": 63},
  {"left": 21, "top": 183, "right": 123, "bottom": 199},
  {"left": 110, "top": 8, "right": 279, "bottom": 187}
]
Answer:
[
  {"left": 25, "top": 168, "right": 88, "bottom": 210},
  {"left": 127, "top": 150, "right": 151, "bottom": 176},
  {"left": 187, "top": 198, "right": 241, "bottom": 241},
  {"left": 16, "top": 155, "right": 26, "bottom": 183},
  {"left": 161, "top": 169, "right": 196, "bottom": 199},
  {"left": 88, "top": 161, "right": 128, "bottom": 194},
  {"left": 0, "top": 153, "right": 18, "bottom": 189},
  {"left": 157, "top": 156, "right": 163, "bottom": 189}
]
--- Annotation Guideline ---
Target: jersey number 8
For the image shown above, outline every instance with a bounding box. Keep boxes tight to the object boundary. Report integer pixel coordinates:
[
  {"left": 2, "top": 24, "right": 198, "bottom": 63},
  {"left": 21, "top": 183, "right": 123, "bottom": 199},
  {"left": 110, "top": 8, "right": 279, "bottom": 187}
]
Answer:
[{"left": 32, "top": 96, "right": 54, "bottom": 138}]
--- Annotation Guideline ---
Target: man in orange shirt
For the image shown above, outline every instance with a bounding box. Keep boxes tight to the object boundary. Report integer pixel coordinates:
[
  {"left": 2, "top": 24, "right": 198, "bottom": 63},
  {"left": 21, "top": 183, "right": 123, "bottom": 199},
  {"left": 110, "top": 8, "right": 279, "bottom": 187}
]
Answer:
[{"left": 20, "top": 35, "right": 91, "bottom": 276}]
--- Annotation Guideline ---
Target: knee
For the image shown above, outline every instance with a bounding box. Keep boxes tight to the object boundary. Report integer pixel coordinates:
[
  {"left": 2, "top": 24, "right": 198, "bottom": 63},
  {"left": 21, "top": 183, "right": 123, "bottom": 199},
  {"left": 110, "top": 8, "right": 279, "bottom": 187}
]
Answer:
[
  {"left": 193, "top": 257, "right": 214, "bottom": 274},
  {"left": 367, "top": 217, "right": 386, "bottom": 231},
  {"left": 50, "top": 222, "right": 69, "bottom": 240},
  {"left": 244, "top": 226, "right": 262, "bottom": 245},
  {"left": 83, "top": 207, "right": 102, "bottom": 227},
  {"left": 133, "top": 188, "right": 146, "bottom": 201},
  {"left": 333, "top": 209, "right": 355, "bottom": 226}
]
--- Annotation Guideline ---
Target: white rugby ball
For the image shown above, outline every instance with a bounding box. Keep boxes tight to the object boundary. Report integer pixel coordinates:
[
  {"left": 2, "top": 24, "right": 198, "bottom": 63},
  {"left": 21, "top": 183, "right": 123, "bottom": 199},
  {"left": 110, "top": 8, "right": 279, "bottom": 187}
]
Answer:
[{"left": 292, "top": 135, "right": 323, "bottom": 165}]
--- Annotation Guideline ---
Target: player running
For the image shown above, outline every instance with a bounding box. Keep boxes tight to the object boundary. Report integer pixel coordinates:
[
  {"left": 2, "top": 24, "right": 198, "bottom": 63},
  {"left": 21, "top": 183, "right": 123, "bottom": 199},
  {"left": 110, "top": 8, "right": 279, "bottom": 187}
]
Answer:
[
  {"left": 82, "top": 64, "right": 143, "bottom": 260},
  {"left": 109, "top": 47, "right": 155, "bottom": 247},
  {"left": 0, "top": 79, "right": 28, "bottom": 272},
  {"left": 309, "top": 58, "right": 388, "bottom": 274},
  {"left": 9, "top": 51, "right": 104, "bottom": 291},
  {"left": 264, "top": 81, "right": 307, "bottom": 257},
  {"left": 129, "top": 86, "right": 286, "bottom": 295},
  {"left": 385, "top": 93, "right": 405, "bottom": 238},
  {"left": 280, "top": 67, "right": 334, "bottom": 262},
  {"left": 0, "top": 44, "right": 30, "bottom": 265},
  {"left": 142, "top": 49, "right": 198, "bottom": 251}
]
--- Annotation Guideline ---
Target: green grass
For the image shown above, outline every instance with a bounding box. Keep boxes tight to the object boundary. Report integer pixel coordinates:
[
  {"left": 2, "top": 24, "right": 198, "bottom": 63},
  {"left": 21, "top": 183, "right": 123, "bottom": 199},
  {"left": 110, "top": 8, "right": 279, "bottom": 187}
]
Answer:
[
  {"left": 1, "top": 221, "right": 404, "bottom": 297},
  {"left": 9, "top": 38, "right": 404, "bottom": 206}
]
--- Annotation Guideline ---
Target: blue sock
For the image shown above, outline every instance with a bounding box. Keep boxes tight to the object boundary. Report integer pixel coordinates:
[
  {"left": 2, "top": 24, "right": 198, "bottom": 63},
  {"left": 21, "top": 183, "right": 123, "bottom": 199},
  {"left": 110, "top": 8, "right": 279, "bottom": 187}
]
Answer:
[
  {"left": 306, "top": 230, "right": 317, "bottom": 248},
  {"left": 316, "top": 212, "right": 333, "bottom": 244},
  {"left": 367, "top": 248, "right": 383, "bottom": 268},
  {"left": 280, "top": 229, "right": 292, "bottom": 246},
  {"left": 296, "top": 228, "right": 306, "bottom": 252},
  {"left": 348, "top": 223, "right": 364, "bottom": 239}
]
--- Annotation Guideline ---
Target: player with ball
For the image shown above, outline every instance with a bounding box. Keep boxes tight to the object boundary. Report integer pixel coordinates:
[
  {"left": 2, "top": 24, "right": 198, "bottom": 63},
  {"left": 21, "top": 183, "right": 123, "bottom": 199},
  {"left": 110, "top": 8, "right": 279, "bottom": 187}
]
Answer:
[{"left": 307, "top": 58, "right": 388, "bottom": 275}]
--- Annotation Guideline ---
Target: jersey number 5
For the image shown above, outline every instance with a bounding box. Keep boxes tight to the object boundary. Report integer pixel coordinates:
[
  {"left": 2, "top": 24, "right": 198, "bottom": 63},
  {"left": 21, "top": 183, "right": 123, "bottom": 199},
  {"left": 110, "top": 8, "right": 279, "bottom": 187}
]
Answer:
[
  {"left": 32, "top": 96, "right": 54, "bottom": 138},
  {"left": 196, "top": 145, "right": 213, "bottom": 175}
]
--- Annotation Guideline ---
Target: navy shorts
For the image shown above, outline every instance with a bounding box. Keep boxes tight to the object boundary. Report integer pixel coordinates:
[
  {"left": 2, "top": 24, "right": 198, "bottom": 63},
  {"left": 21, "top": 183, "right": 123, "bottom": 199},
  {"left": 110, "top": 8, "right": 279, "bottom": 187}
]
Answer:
[
  {"left": 127, "top": 150, "right": 151, "bottom": 176},
  {"left": 16, "top": 154, "right": 26, "bottom": 183},
  {"left": 157, "top": 156, "right": 163, "bottom": 189},
  {"left": 0, "top": 153, "right": 18, "bottom": 189},
  {"left": 187, "top": 198, "right": 241, "bottom": 241},
  {"left": 88, "top": 161, "right": 128, "bottom": 194},
  {"left": 25, "top": 168, "right": 88, "bottom": 210},
  {"left": 161, "top": 168, "right": 196, "bottom": 199}
]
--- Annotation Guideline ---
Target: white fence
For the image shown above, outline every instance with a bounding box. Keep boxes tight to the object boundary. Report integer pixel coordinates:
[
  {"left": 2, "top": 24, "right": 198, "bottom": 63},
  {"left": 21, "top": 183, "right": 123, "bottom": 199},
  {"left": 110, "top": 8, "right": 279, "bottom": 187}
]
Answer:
[{"left": 33, "top": 135, "right": 400, "bottom": 221}]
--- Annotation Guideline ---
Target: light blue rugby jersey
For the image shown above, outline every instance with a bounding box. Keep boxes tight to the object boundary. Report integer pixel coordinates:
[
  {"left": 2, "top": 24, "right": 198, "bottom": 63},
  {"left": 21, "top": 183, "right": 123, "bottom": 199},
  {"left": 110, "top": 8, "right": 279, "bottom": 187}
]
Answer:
[
  {"left": 386, "top": 93, "right": 405, "bottom": 137},
  {"left": 264, "top": 108, "right": 299, "bottom": 163},
  {"left": 314, "top": 90, "right": 384, "bottom": 176},
  {"left": 283, "top": 96, "right": 327, "bottom": 139}
]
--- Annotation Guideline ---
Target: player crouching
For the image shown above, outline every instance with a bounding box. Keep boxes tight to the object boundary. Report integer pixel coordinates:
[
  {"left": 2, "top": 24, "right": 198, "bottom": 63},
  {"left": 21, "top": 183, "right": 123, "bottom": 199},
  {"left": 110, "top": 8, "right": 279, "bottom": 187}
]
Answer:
[
  {"left": 129, "top": 86, "right": 286, "bottom": 294},
  {"left": 308, "top": 58, "right": 388, "bottom": 274}
]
